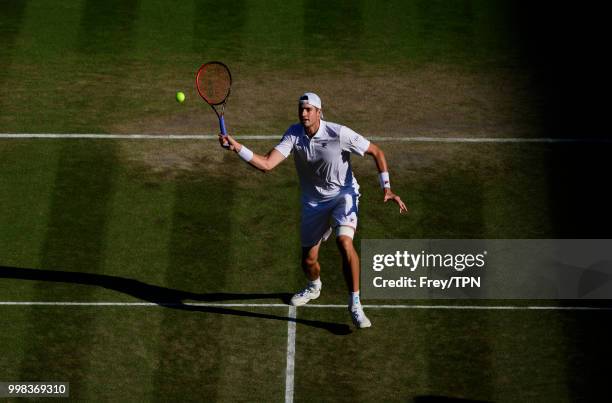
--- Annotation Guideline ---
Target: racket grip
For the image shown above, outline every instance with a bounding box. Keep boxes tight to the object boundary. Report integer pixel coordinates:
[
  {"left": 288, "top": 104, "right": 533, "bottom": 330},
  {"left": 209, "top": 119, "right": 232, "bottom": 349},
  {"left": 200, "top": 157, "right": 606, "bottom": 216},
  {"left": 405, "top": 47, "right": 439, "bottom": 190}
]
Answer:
[
  {"left": 219, "top": 116, "right": 227, "bottom": 136},
  {"left": 219, "top": 116, "right": 230, "bottom": 149}
]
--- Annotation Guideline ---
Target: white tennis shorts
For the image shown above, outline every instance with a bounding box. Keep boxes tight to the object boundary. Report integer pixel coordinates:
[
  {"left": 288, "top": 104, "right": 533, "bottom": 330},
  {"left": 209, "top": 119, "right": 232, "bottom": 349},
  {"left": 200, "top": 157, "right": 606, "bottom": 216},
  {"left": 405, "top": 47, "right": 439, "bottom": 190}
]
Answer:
[{"left": 300, "top": 190, "right": 360, "bottom": 247}]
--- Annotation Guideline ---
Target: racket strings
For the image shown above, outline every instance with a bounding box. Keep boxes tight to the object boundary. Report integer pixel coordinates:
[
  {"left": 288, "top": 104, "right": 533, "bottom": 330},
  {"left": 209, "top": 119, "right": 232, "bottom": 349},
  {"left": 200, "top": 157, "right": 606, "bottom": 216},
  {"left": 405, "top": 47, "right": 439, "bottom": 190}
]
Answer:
[{"left": 197, "top": 63, "right": 231, "bottom": 105}]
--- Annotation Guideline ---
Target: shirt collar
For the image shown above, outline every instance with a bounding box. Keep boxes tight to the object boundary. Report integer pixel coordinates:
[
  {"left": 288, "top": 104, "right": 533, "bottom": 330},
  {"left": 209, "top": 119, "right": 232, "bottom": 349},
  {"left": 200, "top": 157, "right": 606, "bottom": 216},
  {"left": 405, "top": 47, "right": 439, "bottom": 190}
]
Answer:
[{"left": 303, "top": 120, "right": 325, "bottom": 139}]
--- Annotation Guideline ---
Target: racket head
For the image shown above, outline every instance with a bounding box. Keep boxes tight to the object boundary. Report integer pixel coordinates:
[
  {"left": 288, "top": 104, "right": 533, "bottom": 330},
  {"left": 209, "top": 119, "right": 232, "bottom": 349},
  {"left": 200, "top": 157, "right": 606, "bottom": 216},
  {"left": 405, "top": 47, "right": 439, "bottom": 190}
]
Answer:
[{"left": 195, "top": 61, "right": 232, "bottom": 106}]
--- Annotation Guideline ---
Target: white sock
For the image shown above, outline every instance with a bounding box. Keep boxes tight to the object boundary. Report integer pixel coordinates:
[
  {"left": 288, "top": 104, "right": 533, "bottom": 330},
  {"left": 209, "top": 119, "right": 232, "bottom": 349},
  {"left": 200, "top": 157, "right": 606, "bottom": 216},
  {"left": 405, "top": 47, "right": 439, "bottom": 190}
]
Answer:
[
  {"left": 349, "top": 291, "right": 361, "bottom": 308},
  {"left": 309, "top": 277, "right": 322, "bottom": 289}
]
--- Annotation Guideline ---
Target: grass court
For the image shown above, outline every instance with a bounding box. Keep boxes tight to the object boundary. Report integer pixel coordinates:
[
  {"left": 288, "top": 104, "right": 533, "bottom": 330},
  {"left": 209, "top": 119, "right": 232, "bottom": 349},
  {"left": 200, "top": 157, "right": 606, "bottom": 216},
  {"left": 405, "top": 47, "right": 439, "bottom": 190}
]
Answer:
[{"left": 2, "top": 1, "right": 612, "bottom": 401}]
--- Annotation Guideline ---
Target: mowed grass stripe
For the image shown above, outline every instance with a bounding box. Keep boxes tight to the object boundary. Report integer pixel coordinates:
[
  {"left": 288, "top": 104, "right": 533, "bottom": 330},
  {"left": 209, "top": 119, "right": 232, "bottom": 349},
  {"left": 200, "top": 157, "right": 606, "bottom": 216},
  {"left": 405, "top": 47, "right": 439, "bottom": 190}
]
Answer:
[
  {"left": 100, "top": 144, "right": 177, "bottom": 397},
  {"left": 18, "top": 141, "right": 118, "bottom": 398},
  {"left": 242, "top": 0, "right": 305, "bottom": 63},
  {"left": 11, "top": 1, "right": 82, "bottom": 61},
  {"left": 0, "top": 141, "right": 61, "bottom": 271},
  {"left": 154, "top": 171, "right": 238, "bottom": 400},
  {"left": 0, "top": 142, "right": 55, "bottom": 380},
  {"left": 54, "top": 137, "right": 266, "bottom": 399},
  {"left": 193, "top": 0, "right": 247, "bottom": 58},
  {"left": 14, "top": 0, "right": 140, "bottom": 389},
  {"left": 1, "top": 0, "right": 82, "bottom": 133},
  {"left": 76, "top": 0, "right": 139, "bottom": 55},
  {"left": 133, "top": 0, "right": 195, "bottom": 55},
  {"left": 303, "top": 0, "right": 363, "bottom": 64},
  {"left": 0, "top": 0, "right": 27, "bottom": 89}
]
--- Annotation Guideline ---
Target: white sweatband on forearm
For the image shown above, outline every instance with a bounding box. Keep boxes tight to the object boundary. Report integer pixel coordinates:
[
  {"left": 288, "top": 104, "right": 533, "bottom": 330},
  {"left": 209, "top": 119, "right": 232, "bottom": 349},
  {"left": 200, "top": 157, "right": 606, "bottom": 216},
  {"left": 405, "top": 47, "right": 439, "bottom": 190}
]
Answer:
[
  {"left": 379, "top": 171, "right": 391, "bottom": 189},
  {"left": 237, "top": 145, "right": 254, "bottom": 162}
]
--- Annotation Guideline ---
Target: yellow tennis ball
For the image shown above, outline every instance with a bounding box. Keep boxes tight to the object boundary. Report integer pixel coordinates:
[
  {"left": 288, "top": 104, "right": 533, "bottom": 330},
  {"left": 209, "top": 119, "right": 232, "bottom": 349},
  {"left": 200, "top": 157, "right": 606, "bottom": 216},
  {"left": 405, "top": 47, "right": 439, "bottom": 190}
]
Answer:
[{"left": 176, "top": 91, "right": 185, "bottom": 103}]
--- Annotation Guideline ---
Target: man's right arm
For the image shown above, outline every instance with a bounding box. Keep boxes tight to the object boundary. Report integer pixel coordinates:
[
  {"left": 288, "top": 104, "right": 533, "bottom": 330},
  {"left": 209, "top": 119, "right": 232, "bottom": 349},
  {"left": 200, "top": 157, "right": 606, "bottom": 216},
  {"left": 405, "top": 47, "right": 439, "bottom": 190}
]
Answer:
[{"left": 220, "top": 134, "right": 286, "bottom": 172}]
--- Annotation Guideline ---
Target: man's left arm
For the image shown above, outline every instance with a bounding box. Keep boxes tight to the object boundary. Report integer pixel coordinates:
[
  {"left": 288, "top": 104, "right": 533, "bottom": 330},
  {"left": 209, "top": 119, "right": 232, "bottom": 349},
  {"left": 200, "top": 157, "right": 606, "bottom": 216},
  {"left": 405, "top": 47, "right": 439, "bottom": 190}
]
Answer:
[{"left": 365, "top": 143, "right": 408, "bottom": 214}]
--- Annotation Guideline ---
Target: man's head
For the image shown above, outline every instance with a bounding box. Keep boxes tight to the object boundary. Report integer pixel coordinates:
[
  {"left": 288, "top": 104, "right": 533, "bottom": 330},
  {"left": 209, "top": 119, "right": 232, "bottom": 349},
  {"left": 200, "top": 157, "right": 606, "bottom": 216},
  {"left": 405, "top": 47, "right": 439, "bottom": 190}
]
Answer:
[{"left": 299, "top": 92, "right": 322, "bottom": 134}]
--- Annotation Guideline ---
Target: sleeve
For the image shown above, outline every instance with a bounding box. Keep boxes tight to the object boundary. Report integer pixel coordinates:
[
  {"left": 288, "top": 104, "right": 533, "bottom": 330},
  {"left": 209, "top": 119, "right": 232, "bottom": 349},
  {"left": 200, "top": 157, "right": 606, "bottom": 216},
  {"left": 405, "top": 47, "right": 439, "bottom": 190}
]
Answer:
[
  {"left": 339, "top": 126, "right": 370, "bottom": 156},
  {"left": 274, "top": 128, "right": 296, "bottom": 158}
]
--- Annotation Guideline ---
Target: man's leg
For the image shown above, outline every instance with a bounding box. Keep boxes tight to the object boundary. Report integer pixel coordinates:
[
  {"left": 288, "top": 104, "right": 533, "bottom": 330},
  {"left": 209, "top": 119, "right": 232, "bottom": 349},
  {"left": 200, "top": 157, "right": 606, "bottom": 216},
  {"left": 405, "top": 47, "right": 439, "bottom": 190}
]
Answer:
[
  {"left": 336, "top": 234, "right": 359, "bottom": 292},
  {"left": 336, "top": 227, "right": 371, "bottom": 328},
  {"left": 290, "top": 242, "right": 323, "bottom": 306},
  {"left": 301, "top": 242, "right": 322, "bottom": 281},
  {"left": 331, "top": 192, "right": 371, "bottom": 328}
]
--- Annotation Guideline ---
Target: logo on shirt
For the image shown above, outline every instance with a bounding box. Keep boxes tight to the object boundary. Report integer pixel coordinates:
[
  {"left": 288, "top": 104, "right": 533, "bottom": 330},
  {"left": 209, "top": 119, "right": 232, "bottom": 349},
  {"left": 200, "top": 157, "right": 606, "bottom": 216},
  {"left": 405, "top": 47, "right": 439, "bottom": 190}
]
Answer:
[{"left": 321, "top": 143, "right": 327, "bottom": 148}]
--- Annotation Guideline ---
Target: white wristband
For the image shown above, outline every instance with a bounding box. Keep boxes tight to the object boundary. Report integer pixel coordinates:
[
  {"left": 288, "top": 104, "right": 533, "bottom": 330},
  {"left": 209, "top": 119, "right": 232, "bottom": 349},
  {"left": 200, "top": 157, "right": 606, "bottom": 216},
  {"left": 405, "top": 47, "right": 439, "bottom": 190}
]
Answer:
[
  {"left": 237, "top": 145, "right": 254, "bottom": 162},
  {"left": 379, "top": 171, "right": 390, "bottom": 189}
]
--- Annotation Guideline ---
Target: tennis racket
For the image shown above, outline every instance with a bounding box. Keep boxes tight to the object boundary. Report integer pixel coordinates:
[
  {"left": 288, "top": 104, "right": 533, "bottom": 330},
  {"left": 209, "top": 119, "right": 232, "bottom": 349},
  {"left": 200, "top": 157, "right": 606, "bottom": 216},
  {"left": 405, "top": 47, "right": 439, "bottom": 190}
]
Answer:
[{"left": 195, "top": 61, "right": 232, "bottom": 144}]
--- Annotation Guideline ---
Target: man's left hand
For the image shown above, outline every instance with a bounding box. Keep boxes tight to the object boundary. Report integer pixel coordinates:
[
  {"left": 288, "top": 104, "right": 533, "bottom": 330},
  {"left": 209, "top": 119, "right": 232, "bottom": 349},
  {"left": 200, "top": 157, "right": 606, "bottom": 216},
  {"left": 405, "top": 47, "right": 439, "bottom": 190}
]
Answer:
[{"left": 383, "top": 188, "right": 408, "bottom": 214}]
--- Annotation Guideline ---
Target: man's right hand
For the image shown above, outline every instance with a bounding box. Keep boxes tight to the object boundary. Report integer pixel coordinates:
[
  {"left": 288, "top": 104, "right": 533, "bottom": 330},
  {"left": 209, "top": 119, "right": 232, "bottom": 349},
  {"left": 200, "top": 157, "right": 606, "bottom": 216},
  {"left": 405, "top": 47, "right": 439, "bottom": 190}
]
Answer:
[{"left": 218, "top": 133, "right": 237, "bottom": 151}]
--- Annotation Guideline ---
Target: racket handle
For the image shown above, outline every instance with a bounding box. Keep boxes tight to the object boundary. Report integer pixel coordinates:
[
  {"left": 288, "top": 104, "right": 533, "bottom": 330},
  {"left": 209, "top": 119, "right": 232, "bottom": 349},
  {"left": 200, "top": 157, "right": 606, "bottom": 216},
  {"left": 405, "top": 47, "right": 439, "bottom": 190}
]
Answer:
[
  {"left": 219, "top": 116, "right": 230, "bottom": 149},
  {"left": 219, "top": 116, "right": 227, "bottom": 136}
]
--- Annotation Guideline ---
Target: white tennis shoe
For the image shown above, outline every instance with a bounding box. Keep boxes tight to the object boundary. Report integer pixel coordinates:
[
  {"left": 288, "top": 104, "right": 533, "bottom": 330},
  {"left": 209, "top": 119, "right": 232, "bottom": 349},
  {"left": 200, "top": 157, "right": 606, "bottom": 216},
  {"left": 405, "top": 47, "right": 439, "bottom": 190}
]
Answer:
[
  {"left": 350, "top": 305, "right": 372, "bottom": 328},
  {"left": 290, "top": 285, "right": 321, "bottom": 306}
]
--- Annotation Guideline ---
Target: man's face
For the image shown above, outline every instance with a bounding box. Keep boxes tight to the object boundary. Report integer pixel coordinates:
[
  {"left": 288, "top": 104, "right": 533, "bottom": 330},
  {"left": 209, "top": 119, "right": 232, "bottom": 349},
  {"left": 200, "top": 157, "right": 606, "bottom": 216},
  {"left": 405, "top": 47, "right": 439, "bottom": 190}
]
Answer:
[{"left": 299, "top": 103, "right": 321, "bottom": 129}]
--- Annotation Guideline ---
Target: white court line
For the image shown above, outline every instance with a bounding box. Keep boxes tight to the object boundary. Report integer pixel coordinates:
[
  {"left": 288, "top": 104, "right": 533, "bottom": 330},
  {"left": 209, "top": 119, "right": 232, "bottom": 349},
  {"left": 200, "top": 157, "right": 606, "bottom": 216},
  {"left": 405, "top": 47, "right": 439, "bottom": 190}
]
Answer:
[
  {"left": 285, "top": 306, "right": 297, "bottom": 403},
  {"left": 0, "top": 301, "right": 611, "bottom": 310},
  {"left": 0, "top": 302, "right": 288, "bottom": 307},
  {"left": 1, "top": 133, "right": 610, "bottom": 143},
  {"left": 305, "top": 304, "right": 612, "bottom": 310}
]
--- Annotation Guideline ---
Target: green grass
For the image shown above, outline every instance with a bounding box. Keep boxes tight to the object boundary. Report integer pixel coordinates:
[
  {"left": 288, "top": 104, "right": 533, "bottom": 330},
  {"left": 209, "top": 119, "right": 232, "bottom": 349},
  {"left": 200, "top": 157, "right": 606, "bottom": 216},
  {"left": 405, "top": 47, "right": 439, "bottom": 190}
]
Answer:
[
  {"left": 0, "top": 140, "right": 556, "bottom": 299},
  {"left": 0, "top": 0, "right": 534, "bottom": 136},
  {"left": 295, "top": 308, "right": 577, "bottom": 402},
  {"left": 2, "top": 139, "right": 611, "bottom": 401},
  {"left": 1, "top": 306, "right": 289, "bottom": 401},
  {"left": 2, "top": 0, "right": 612, "bottom": 401}
]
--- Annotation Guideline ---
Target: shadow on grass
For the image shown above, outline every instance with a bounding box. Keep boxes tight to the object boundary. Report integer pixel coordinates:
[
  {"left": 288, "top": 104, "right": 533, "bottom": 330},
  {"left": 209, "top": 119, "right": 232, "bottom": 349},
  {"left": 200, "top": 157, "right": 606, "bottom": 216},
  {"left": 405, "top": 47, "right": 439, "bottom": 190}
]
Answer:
[
  {"left": 414, "top": 396, "right": 491, "bottom": 403},
  {"left": 0, "top": 265, "right": 351, "bottom": 335}
]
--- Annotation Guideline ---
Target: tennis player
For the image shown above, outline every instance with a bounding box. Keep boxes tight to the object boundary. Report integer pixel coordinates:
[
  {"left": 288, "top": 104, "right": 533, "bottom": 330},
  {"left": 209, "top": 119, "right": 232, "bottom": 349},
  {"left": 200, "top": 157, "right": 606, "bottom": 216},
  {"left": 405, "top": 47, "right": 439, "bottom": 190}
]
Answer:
[{"left": 218, "top": 92, "right": 407, "bottom": 328}]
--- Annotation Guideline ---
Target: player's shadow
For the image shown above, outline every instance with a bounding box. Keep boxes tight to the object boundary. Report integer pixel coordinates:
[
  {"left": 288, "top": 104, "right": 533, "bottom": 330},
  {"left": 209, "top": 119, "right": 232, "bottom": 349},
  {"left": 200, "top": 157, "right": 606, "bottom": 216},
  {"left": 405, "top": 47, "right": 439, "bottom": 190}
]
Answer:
[
  {"left": 0, "top": 266, "right": 351, "bottom": 335},
  {"left": 414, "top": 397, "right": 491, "bottom": 403}
]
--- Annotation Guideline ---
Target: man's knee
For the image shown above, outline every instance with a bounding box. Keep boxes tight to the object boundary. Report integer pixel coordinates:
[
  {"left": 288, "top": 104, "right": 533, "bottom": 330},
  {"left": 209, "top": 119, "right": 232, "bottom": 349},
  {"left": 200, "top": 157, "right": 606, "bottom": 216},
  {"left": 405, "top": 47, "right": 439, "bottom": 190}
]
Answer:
[
  {"left": 335, "top": 226, "right": 355, "bottom": 250},
  {"left": 336, "top": 238, "right": 355, "bottom": 253}
]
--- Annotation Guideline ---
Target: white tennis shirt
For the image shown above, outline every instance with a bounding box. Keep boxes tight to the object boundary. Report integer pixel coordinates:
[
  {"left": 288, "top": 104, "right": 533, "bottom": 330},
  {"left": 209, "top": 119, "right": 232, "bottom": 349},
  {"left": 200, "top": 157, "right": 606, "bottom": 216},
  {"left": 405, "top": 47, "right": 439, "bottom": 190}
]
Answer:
[{"left": 274, "top": 120, "right": 371, "bottom": 201}]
